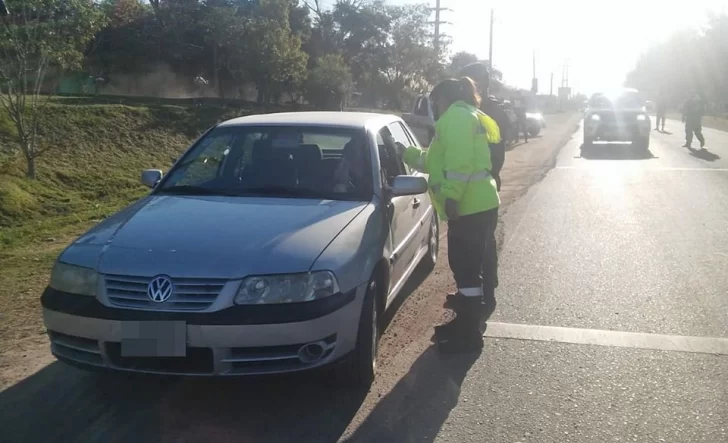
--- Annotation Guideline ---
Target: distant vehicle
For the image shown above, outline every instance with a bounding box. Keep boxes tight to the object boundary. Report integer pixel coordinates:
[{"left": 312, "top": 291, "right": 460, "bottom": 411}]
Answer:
[
  {"left": 402, "top": 94, "right": 435, "bottom": 146},
  {"left": 525, "top": 111, "right": 546, "bottom": 137},
  {"left": 41, "top": 112, "right": 438, "bottom": 386},
  {"left": 583, "top": 88, "right": 651, "bottom": 151}
]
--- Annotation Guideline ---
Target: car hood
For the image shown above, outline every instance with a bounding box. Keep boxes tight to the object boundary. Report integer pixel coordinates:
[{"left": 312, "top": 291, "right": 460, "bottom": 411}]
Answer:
[{"left": 64, "top": 195, "right": 369, "bottom": 279}]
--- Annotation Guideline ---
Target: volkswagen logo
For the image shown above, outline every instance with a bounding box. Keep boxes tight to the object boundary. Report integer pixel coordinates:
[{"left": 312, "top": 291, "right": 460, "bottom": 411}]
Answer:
[{"left": 147, "top": 275, "right": 174, "bottom": 303}]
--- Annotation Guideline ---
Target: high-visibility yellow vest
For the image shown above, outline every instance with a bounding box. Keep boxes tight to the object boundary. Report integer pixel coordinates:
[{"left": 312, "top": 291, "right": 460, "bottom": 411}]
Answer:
[{"left": 403, "top": 101, "right": 500, "bottom": 221}]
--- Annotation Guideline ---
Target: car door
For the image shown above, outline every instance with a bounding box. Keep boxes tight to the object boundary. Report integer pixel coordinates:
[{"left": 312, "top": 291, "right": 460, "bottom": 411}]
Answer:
[
  {"left": 378, "top": 124, "right": 422, "bottom": 293},
  {"left": 393, "top": 121, "right": 432, "bottom": 260}
]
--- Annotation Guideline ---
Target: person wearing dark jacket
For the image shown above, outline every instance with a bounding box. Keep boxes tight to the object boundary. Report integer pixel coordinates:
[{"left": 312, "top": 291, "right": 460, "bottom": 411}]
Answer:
[
  {"left": 459, "top": 63, "right": 508, "bottom": 192},
  {"left": 457, "top": 62, "right": 504, "bottom": 321},
  {"left": 682, "top": 93, "right": 706, "bottom": 148}
]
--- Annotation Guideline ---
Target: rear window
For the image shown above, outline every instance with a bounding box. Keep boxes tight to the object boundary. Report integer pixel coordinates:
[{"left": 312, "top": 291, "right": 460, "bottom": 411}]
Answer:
[{"left": 159, "top": 125, "right": 372, "bottom": 201}]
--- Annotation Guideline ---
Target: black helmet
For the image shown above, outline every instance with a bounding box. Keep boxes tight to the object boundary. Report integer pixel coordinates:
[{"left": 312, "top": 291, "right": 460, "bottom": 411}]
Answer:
[{"left": 459, "top": 62, "right": 490, "bottom": 90}]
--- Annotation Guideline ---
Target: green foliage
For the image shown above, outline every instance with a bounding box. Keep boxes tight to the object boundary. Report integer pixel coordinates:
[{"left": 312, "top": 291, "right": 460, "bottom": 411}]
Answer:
[
  {"left": 305, "top": 53, "right": 352, "bottom": 109},
  {"left": 0, "top": 0, "right": 107, "bottom": 178},
  {"left": 625, "top": 13, "right": 728, "bottom": 107}
]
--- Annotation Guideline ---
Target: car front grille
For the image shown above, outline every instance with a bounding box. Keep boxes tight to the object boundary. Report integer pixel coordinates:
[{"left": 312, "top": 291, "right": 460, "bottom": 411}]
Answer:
[{"left": 105, "top": 274, "right": 226, "bottom": 311}]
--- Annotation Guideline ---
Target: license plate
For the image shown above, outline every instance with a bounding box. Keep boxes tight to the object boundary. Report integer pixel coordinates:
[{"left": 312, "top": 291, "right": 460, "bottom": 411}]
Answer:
[{"left": 120, "top": 321, "right": 186, "bottom": 357}]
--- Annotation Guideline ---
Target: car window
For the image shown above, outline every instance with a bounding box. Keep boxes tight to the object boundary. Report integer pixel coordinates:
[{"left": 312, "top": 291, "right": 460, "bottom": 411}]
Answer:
[
  {"left": 377, "top": 126, "right": 408, "bottom": 186},
  {"left": 171, "top": 133, "right": 239, "bottom": 186},
  {"left": 159, "top": 126, "right": 371, "bottom": 201}
]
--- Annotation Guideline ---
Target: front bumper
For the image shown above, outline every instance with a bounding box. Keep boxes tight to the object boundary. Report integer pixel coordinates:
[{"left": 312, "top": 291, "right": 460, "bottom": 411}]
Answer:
[
  {"left": 41, "top": 285, "right": 364, "bottom": 376},
  {"left": 584, "top": 118, "right": 650, "bottom": 142}
]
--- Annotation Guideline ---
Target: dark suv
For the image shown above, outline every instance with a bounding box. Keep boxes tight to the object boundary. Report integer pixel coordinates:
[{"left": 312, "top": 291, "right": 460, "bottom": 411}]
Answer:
[{"left": 583, "top": 88, "right": 651, "bottom": 151}]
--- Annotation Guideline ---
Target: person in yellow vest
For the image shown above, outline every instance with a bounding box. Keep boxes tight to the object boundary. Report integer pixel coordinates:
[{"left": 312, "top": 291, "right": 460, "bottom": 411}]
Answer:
[{"left": 403, "top": 77, "right": 500, "bottom": 352}]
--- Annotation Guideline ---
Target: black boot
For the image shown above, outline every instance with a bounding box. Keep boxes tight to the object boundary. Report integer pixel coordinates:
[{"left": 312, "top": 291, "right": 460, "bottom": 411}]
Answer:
[
  {"left": 433, "top": 315, "right": 463, "bottom": 341},
  {"left": 436, "top": 297, "right": 484, "bottom": 353}
]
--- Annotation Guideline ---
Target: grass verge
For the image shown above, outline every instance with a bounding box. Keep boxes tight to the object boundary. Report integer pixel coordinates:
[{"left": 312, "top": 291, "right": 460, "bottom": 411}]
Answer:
[{"left": 0, "top": 97, "right": 281, "bottom": 354}]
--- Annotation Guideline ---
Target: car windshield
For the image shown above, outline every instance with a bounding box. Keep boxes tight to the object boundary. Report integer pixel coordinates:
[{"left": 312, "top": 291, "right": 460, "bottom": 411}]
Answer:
[
  {"left": 157, "top": 125, "right": 372, "bottom": 201},
  {"left": 589, "top": 90, "right": 644, "bottom": 110}
]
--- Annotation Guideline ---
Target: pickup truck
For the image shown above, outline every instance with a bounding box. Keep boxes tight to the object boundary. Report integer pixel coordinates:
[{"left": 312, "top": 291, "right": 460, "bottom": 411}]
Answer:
[{"left": 401, "top": 94, "right": 436, "bottom": 146}]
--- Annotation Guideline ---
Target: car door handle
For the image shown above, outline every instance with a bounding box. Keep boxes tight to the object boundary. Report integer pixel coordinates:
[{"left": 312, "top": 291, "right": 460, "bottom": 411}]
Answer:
[{"left": 412, "top": 198, "right": 421, "bottom": 209}]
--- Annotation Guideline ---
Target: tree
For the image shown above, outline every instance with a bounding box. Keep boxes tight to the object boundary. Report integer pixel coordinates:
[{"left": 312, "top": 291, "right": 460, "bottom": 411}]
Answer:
[
  {"left": 239, "top": 0, "right": 308, "bottom": 104},
  {"left": 0, "top": 0, "right": 106, "bottom": 178},
  {"left": 305, "top": 53, "right": 351, "bottom": 109},
  {"left": 380, "top": 3, "right": 437, "bottom": 109},
  {"left": 448, "top": 51, "right": 479, "bottom": 77},
  {"left": 625, "top": 14, "right": 728, "bottom": 108}
]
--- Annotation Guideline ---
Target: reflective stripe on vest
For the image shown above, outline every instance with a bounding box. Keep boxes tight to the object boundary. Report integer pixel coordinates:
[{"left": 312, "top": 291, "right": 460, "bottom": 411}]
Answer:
[{"left": 444, "top": 170, "right": 491, "bottom": 182}]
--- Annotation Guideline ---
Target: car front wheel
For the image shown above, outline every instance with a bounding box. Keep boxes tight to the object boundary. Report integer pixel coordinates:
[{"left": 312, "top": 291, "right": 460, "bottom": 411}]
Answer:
[
  {"left": 582, "top": 137, "right": 593, "bottom": 152},
  {"left": 338, "top": 278, "right": 379, "bottom": 387},
  {"left": 634, "top": 136, "right": 650, "bottom": 152},
  {"left": 420, "top": 211, "right": 439, "bottom": 271}
]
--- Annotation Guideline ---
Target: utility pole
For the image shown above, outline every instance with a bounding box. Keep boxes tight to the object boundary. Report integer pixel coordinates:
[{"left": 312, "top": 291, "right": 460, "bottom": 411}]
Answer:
[
  {"left": 550, "top": 72, "right": 554, "bottom": 96},
  {"left": 531, "top": 49, "right": 537, "bottom": 94},
  {"left": 429, "top": 0, "right": 451, "bottom": 58}
]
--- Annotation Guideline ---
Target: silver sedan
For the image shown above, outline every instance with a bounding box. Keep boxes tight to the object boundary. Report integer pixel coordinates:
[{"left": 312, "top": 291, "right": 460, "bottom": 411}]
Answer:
[{"left": 41, "top": 112, "right": 438, "bottom": 386}]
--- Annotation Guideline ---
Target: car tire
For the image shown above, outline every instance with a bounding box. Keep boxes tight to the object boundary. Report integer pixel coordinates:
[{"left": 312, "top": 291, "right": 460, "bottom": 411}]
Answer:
[
  {"left": 634, "top": 136, "right": 650, "bottom": 152},
  {"left": 338, "top": 278, "right": 379, "bottom": 388},
  {"left": 528, "top": 128, "right": 540, "bottom": 137},
  {"left": 582, "top": 137, "right": 593, "bottom": 152},
  {"left": 420, "top": 211, "right": 439, "bottom": 271}
]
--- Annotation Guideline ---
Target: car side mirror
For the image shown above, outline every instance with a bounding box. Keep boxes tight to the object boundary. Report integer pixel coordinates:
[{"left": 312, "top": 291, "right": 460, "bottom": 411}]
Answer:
[
  {"left": 390, "top": 175, "right": 427, "bottom": 197},
  {"left": 141, "top": 169, "right": 163, "bottom": 188}
]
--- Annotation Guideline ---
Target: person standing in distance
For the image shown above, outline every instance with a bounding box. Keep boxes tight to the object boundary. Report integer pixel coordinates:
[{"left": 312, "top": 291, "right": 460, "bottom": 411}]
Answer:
[
  {"left": 402, "top": 77, "right": 500, "bottom": 353},
  {"left": 682, "top": 92, "right": 706, "bottom": 149}
]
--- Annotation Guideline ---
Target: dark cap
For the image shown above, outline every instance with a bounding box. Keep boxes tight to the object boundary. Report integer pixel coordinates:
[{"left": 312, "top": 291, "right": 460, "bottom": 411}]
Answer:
[{"left": 459, "top": 62, "right": 490, "bottom": 88}]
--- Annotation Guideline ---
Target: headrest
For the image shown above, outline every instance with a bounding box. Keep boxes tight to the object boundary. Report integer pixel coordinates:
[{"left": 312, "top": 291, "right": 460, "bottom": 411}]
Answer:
[{"left": 296, "top": 144, "right": 322, "bottom": 163}]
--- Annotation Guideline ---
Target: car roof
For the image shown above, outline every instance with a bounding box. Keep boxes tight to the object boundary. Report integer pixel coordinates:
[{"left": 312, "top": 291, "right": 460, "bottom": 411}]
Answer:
[{"left": 217, "top": 111, "right": 401, "bottom": 129}]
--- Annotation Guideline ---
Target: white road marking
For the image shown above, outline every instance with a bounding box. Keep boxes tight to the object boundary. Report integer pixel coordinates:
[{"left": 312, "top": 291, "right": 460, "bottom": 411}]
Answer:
[
  {"left": 555, "top": 166, "right": 728, "bottom": 171},
  {"left": 484, "top": 322, "right": 728, "bottom": 356}
]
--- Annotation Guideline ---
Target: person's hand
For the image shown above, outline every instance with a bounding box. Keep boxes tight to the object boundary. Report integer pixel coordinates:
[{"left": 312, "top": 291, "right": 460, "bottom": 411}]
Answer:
[{"left": 445, "top": 199, "right": 459, "bottom": 220}]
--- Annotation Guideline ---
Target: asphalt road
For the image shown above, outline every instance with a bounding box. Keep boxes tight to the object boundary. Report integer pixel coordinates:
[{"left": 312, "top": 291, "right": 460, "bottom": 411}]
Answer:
[
  {"left": 2, "top": 117, "right": 726, "bottom": 443},
  {"left": 423, "top": 119, "right": 728, "bottom": 443}
]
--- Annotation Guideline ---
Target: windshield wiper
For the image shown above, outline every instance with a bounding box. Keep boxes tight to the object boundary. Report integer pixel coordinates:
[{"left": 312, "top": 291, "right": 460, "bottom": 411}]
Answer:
[{"left": 156, "top": 184, "right": 237, "bottom": 196}]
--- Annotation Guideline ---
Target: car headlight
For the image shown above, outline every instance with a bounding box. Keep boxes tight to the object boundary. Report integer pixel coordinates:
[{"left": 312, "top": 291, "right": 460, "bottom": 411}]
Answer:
[
  {"left": 49, "top": 262, "right": 99, "bottom": 296},
  {"left": 234, "top": 271, "right": 340, "bottom": 305},
  {"left": 590, "top": 114, "right": 601, "bottom": 121}
]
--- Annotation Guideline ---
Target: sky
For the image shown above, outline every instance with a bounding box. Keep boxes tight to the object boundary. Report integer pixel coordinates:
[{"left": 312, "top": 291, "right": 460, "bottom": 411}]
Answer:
[{"left": 389, "top": 0, "right": 727, "bottom": 96}]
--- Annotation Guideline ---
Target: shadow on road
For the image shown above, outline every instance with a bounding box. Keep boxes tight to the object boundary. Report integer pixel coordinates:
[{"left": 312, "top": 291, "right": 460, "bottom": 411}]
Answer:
[
  {"left": 657, "top": 130, "right": 673, "bottom": 135},
  {"left": 0, "top": 362, "right": 368, "bottom": 443},
  {"left": 578, "top": 144, "right": 656, "bottom": 160},
  {"left": 343, "top": 346, "right": 480, "bottom": 443},
  {"left": 688, "top": 147, "right": 721, "bottom": 162}
]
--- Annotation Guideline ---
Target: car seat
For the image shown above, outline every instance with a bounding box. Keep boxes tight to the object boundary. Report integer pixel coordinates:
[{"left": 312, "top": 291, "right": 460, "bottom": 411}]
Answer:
[{"left": 295, "top": 144, "right": 323, "bottom": 189}]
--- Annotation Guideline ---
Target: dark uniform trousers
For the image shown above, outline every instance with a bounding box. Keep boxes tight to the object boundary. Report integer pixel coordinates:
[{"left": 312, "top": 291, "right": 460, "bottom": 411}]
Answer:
[
  {"left": 447, "top": 207, "right": 499, "bottom": 314},
  {"left": 685, "top": 120, "right": 705, "bottom": 146}
]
